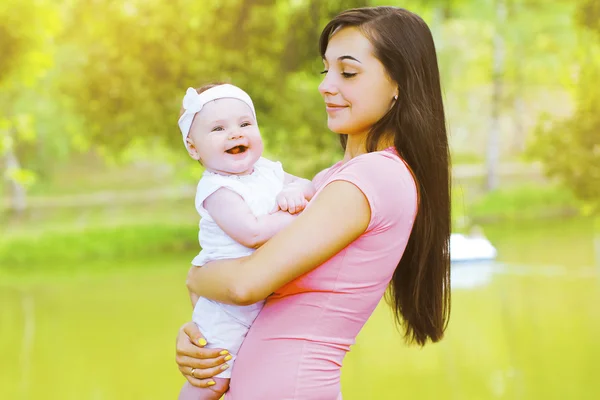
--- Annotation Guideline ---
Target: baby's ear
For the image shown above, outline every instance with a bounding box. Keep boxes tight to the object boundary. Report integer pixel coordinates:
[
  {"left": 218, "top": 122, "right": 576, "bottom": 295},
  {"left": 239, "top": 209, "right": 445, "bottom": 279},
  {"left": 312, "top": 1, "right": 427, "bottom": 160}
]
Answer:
[{"left": 186, "top": 138, "right": 200, "bottom": 160}]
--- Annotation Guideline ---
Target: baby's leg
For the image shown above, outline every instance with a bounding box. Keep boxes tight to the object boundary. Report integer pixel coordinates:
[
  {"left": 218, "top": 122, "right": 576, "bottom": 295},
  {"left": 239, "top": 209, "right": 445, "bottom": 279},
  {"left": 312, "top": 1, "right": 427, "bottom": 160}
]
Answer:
[{"left": 178, "top": 378, "right": 229, "bottom": 400}]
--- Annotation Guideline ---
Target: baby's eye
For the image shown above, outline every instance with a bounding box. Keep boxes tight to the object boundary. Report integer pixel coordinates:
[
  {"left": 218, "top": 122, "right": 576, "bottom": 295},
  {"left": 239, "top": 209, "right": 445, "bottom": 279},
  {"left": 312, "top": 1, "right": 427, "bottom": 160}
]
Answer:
[
  {"left": 211, "top": 126, "right": 224, "bottom": 132},
  {"left": 241, "top": 122, "right": 251, "bottom": 127}
]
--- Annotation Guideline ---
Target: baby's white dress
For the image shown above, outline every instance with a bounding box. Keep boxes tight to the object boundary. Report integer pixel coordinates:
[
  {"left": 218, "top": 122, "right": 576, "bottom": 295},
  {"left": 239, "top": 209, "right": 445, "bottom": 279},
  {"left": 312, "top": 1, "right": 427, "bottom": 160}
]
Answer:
[{"left": 191, "top": 157, "right": 284, "bottom": 378}]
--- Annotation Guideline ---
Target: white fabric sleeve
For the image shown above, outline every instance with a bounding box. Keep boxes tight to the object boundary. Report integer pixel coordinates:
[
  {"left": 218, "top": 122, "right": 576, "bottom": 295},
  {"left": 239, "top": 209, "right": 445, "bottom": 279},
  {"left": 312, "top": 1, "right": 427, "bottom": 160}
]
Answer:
[{"left": 194, "top": 175, "right": 249, "bottom": 219}]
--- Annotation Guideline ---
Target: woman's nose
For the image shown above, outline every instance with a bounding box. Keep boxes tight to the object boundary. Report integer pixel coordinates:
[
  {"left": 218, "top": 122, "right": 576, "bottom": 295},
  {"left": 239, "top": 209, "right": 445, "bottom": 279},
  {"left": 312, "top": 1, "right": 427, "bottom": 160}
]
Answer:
[{"left": 318, "top": 73, "right": 338, "bottom": 97}]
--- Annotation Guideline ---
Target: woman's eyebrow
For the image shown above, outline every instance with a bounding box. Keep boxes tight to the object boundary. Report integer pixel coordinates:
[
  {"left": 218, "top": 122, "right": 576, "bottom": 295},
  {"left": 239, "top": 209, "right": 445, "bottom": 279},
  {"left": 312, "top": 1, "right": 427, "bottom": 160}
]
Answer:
[
  {"left": 338, "top": 55, "right": 361, "bottom": 63},
  {"left": 322, "top": 55, "right": 362, "bottom": 64}
]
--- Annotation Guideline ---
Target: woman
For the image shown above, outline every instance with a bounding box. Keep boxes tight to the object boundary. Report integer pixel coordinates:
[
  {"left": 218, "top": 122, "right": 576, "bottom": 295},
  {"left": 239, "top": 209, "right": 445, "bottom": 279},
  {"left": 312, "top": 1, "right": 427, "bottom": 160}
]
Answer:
[{"left": 176, "top": 6, "right": 451, "bottom": 399}]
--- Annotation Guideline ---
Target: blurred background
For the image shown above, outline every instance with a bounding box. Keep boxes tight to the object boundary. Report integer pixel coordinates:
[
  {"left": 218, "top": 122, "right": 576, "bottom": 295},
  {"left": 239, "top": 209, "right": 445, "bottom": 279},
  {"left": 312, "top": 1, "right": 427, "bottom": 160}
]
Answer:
[{"left": 1, "top": 0, "right": 599, "bottom": 399}]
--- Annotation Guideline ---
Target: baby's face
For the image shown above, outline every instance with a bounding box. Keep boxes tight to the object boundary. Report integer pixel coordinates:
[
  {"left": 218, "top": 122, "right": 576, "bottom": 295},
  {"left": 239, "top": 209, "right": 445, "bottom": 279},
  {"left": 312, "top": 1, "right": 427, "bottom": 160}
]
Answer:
[{"left": 187, "top": 98, "right": 263, "bottom": 175}]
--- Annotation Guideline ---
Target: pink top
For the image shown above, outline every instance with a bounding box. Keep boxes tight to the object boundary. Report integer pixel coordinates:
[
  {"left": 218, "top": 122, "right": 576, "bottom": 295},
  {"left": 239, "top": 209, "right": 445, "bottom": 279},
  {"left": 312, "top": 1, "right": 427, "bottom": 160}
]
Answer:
[{"left": 225, "top": 148, "right": 418, "bottom": 399}]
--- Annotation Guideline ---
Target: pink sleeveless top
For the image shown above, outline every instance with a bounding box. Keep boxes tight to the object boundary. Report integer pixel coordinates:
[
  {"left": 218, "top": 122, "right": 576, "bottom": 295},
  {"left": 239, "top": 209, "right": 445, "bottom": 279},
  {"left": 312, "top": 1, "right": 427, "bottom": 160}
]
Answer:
[{"left": 225, "top": 148, "right": 418, "bottom": 399}]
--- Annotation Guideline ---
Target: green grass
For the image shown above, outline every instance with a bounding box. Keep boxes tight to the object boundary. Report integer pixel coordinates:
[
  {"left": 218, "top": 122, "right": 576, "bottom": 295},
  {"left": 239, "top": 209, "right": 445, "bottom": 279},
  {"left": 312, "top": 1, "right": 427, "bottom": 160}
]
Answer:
[
  {"left": 0, "top": 224, "right": 197, "bottom": 273},
  {"left": 1, "top": 182, "right": 588, "bottom": 272},
  {"left": 468, "top": 184, "right": 582, "bottom": 222}
]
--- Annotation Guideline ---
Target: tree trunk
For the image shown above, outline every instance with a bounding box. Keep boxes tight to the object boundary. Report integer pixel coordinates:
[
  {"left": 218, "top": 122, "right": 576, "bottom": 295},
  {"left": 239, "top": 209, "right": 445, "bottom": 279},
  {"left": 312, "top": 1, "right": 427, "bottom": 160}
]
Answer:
[
  {"left": 511, "top": 0, "right": 526, "bottom": 153},
  {"left": 3, "top": 130, "right": 27, "bottom": 214},
  {"left": 487, "top": 0, "right": 506, "bottom": 191},
  {"left": 595, "top": 217, "right": 600, "bottom": 268}
]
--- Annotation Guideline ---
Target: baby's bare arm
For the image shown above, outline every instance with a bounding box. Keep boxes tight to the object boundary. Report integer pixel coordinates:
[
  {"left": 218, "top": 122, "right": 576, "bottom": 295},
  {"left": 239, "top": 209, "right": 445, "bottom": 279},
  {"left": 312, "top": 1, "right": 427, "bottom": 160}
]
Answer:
[{"left": 204, "top": 188, "right": 296, "bottom": 249}]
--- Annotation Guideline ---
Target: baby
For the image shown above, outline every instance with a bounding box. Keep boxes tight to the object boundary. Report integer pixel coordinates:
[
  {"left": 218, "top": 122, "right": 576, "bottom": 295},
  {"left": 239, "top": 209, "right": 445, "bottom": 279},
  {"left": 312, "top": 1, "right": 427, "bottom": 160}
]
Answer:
[{"left": 177, "top": 83, "right": 315, "bottom": 400}]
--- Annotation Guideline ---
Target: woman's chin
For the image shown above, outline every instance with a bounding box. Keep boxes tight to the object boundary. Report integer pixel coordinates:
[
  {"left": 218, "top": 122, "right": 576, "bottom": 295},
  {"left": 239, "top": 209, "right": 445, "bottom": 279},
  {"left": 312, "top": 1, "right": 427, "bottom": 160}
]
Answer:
[
  {"left": 327, "top": 119, "right": 354, "bottom": 135},
  {"left": 327, "top": 122, "right": 345, "bottom": 134}
]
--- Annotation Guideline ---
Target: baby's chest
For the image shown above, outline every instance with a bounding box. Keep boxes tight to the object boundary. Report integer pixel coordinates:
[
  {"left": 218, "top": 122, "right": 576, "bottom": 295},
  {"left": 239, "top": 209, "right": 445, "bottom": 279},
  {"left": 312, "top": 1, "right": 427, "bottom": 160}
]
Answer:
[{"left": 243, "top": 178, "right": 282, "bottom": 216}]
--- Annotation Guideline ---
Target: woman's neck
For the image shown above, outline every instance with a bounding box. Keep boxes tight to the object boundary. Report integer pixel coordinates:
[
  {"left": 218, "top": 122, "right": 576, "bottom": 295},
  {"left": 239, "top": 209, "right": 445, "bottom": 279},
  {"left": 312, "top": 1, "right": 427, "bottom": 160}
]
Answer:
[
  {"left": 343, "top": 132, "right": 395, "bottom": 162},
  {"left": 342, "top": 134, "right": 366, "bottom": 162}
]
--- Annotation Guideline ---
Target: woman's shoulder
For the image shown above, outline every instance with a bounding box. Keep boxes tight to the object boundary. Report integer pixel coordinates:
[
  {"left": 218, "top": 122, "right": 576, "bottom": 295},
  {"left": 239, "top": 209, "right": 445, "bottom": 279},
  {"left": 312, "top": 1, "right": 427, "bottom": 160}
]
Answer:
[
  {"left": 349, "top": 147, "right": 402, "bottom": 164},
  {"left": 312, "top": 159, "right": 343, "bottom": 187},
  {"left": 338, "top": 148, "right": 411, "bottom": 181},
  {"left": 328, "top": 149, "right": 417, "bottom": 225},
  {"left": 314, "top": 149, "right": 413, "bottom": 190}
]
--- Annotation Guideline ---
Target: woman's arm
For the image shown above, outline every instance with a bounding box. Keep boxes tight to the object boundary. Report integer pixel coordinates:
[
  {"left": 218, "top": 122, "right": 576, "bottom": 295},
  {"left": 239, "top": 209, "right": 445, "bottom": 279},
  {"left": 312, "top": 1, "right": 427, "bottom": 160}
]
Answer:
[{"left": 187, "top": 180, "right": 371, "bottom": 305}]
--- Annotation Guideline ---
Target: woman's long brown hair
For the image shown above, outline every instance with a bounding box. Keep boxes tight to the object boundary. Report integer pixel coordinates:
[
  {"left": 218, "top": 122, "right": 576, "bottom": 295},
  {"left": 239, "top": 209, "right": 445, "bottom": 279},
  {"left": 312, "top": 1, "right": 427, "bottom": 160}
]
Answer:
[{"left": 320, "top": 7, "right": 451, "bottom": 346}]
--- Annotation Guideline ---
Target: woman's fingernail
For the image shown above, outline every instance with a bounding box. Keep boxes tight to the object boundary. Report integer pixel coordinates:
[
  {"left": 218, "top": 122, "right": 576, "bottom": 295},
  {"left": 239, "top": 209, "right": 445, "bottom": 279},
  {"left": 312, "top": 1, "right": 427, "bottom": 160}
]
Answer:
[
  {"left": 219, "top": 350, "right": 229, "bottom": 356},
  {"left": 220, "top": 364, "right": 229, "bottom": 370},
  {"left": 207, "top": 381, "right": 216, "bottom": 386},
  {"left": 224, "top": 355, "right": 232, "bottom": 361},
  {"left": 198, "top": 338, "right": 207, "bottom": 346}
]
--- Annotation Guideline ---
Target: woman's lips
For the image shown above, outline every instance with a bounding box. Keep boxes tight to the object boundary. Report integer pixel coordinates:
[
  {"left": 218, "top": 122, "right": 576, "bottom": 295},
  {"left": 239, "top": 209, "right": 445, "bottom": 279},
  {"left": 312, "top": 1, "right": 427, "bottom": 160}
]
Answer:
[{"left": 325, "top": 103, "right": 347, "bottom": 113}]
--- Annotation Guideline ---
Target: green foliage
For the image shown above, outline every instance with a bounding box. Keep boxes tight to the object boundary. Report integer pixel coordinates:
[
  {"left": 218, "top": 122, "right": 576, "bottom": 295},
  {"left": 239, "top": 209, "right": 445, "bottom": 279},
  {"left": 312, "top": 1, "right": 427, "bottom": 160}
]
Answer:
[
  {"left": 1, "top": 0, "right": 597, "bottom": 212},
  {"left": 0, "top": 0, "right": 63, "bottom": 186},
  {"left": 0, "top": 0, "right": 58, "bottom": 86},
  {"left": 530, "top": 0, "right": 600, "bottom": 213},
  {"left": 57, "top": 0, "right": 367, "bottom": 170}
]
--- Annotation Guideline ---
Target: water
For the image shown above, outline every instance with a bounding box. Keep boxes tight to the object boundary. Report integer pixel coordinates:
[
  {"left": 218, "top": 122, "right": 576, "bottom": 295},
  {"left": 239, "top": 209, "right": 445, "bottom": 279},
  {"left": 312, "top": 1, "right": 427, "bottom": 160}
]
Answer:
[{"left": 1, "top": 218, "right": 598, "bottom": 399}]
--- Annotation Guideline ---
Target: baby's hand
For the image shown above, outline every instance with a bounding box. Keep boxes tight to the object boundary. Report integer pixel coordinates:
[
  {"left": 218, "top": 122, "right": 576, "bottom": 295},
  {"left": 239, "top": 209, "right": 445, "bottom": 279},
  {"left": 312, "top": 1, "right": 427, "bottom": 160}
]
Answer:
[{"left": 272, "top": 186, "right": 308, "bottom": 215}]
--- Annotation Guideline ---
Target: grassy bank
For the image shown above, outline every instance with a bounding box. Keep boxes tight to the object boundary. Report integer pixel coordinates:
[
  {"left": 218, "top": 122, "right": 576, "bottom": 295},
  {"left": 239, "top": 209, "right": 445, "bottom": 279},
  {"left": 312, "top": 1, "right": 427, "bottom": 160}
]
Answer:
[
  {"left": 0, "top": 183, "right": 587, "bottom": 273},
  {"left": 0, "top": 224, "right": 197, "bottom": 274},
  {"left": 460, "top": 183, "right": 582, "bottom": 224}
]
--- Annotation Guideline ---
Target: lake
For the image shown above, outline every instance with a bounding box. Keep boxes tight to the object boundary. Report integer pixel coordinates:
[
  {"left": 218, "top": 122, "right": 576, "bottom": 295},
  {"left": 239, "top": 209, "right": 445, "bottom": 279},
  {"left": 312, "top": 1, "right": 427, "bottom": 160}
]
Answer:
[{"left": 1, "top": 218, "right": 598, "bottom": 399}]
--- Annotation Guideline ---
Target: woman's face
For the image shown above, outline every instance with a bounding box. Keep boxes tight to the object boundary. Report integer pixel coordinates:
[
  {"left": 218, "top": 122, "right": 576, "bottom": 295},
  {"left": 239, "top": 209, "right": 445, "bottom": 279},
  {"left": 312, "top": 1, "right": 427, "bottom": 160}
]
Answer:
[{"left": 319, "top": 27, "right": 398, "bottom": 136}]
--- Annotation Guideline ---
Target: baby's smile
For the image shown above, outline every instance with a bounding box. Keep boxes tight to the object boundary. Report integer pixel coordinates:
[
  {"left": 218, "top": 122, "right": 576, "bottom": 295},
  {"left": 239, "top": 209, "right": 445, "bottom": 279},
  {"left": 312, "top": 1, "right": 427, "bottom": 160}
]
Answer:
[{"left": 226, "top": 145, "right": 249, "bottom": 155}]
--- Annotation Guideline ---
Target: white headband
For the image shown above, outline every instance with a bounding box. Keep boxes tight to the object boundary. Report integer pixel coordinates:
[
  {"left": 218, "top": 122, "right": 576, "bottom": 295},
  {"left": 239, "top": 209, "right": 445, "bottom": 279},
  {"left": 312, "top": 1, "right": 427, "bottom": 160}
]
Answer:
[{"left": 177, "top": 84, "right": 257, "bottom": 147}]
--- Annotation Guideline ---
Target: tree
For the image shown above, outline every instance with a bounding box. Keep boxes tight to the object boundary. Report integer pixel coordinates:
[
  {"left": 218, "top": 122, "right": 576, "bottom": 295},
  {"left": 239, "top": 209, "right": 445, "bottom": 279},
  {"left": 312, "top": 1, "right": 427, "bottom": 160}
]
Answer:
[
  {"left": 0, "top": 0, "right": 59, "bottom": 212},
  {"left": 530, "top": 0, "right": 600, "bottom": 213},
  {"left": 55, "top": 0, "right": 380, "bottom": 177}
]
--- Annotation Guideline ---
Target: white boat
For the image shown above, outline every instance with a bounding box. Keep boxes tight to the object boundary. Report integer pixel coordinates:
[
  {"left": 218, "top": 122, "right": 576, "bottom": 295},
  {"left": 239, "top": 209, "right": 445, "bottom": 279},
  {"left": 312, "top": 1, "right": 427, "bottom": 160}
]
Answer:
[{"left": 450, "top": 232, "right": 497, "bottom": 262}]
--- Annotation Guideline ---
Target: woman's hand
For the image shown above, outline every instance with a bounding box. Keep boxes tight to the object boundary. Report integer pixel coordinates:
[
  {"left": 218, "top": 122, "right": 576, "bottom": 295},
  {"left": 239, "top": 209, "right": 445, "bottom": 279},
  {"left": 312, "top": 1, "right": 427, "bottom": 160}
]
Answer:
[{"left": 175, "top": 322, "right": 232, "bottom": 388}]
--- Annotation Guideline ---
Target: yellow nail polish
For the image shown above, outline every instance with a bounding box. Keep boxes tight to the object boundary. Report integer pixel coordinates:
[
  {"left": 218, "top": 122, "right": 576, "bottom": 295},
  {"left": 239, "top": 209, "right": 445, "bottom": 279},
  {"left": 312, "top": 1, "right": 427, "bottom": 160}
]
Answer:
[
  {"left": 207, "top": 381, "right": 216, "bottom": 386},
  {"left": 219, "top": 350, "right": 229, "bottom": 356},
  {"left": 198, "top": 338, "right": 207, "bottom": 346},
  {"left": 220, "top": 364, "right": 229, "bottom": 370},
  {"left": 224, "top": 355, "right": 232, "bottom": 361}
]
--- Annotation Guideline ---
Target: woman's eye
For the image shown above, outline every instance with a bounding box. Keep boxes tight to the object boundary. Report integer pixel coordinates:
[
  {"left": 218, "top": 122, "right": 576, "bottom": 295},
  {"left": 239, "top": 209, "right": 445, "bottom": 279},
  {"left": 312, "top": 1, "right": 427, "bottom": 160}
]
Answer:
[
  {"left": 320, "top": 70, "right": 328, "bottom": 75},
  {"left": 342, "top": 72, "right": 357, "bottom": 78}
]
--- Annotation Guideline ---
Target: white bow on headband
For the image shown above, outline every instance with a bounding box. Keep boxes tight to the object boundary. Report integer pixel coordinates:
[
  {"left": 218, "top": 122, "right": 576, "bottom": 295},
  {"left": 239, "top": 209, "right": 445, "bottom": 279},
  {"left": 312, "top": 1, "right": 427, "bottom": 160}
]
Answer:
[{"left": 177, "top": 84, "right": 257, "bottom": 147}]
